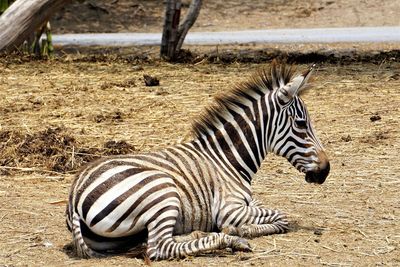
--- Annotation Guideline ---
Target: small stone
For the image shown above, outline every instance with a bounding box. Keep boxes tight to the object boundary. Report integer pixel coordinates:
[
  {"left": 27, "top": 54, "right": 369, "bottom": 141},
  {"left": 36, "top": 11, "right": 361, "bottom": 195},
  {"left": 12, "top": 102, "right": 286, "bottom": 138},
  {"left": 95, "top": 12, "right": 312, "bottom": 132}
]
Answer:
[
  {"left": 370, "top": 114, "right": 381, "bottom": 122},
  {"left": 314, "top": 229, "right": 323, "bottom": 235},
  {"left": 43, "top": 240, "right": 53, "bottom": 248},
  {"left": 143, "top": 74, "right": 159, "bottom": 86},
  {"left": 341, "top": 135, "right": 352, "bottom": 142}
]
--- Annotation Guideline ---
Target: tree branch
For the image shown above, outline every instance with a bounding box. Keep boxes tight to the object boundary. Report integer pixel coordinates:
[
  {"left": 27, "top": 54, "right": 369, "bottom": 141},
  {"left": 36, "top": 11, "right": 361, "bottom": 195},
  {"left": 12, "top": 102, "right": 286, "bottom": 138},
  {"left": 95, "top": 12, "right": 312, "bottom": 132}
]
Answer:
[{"left": 175, "top": 0, "right": 202, "bottom": 52}]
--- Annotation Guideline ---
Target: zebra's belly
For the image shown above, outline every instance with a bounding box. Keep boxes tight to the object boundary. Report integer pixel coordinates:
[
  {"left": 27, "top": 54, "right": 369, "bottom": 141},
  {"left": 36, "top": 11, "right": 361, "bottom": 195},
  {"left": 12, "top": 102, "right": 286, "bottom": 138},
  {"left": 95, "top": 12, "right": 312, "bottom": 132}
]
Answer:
[
  {"left": 85, "top": 202, "right": 214, "bottom": 238},
  {"left": 84, "top": 204, "right": 148, "bottom": 238}
]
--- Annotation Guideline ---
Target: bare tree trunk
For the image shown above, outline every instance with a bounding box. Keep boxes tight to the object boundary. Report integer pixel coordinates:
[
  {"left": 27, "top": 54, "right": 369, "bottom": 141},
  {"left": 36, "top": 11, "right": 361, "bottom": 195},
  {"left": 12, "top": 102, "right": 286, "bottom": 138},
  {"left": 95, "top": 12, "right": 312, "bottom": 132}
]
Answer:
[
  {"left": 161, "top": 0, "right": 202, "bottom": 60},
  {"left": 160, "top": 0, "right": 181, "bottom": 60},
  {"left": 0, "top": 0, "right": 70, "bottom": 52}
]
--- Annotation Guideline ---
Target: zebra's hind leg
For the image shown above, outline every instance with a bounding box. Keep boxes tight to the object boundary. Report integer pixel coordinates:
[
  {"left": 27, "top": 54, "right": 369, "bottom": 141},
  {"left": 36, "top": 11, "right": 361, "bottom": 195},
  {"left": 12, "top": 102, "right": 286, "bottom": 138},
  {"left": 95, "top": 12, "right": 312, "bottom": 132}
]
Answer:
[
  {"left": 173, "top": 230, "right": 210, "bottom": 242},
  {"left": 71, "top": 212, "right": 104, "bottom": 258}
]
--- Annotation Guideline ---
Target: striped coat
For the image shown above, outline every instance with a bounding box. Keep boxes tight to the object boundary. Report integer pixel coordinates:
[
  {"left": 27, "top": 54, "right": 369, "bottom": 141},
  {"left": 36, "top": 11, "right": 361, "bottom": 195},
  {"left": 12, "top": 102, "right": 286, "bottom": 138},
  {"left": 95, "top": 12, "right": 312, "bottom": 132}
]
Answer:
[{"left": 67, "top": 62, "right": 330, "bottom": 260}]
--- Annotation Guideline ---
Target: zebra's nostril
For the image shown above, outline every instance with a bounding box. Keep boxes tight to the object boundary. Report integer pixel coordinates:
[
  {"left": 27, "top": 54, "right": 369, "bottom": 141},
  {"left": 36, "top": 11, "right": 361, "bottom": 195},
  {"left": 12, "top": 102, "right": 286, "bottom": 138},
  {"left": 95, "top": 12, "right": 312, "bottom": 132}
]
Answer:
[{"left": 305, "top": 161, "right": 330, "bottom": 184}]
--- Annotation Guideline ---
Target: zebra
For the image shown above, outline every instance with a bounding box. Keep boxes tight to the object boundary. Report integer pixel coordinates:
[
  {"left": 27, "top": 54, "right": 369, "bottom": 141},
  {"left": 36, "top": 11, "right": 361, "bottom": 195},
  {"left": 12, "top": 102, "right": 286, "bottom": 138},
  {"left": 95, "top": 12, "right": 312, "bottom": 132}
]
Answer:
[{"left": 66, "top": 62, "right": 330, "bottom": 260}]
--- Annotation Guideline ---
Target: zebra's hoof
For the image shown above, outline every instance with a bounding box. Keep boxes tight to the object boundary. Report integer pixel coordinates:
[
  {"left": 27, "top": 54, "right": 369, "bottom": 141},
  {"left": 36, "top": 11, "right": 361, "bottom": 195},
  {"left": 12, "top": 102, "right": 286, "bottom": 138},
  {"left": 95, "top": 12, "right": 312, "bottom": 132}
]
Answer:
[{"left": 231, "top": 237, "right": 252, "bottom": 252}]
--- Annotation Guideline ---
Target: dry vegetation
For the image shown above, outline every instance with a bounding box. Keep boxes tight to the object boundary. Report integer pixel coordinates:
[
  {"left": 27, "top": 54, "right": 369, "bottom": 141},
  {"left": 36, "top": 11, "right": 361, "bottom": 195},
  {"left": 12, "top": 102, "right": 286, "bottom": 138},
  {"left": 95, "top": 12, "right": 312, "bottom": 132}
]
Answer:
[
  {"left": 1, "top": 0, "right": 400, "bottom": 265},
  {"left": 0, "top": 52, "right": 399, "bottom": 266}
]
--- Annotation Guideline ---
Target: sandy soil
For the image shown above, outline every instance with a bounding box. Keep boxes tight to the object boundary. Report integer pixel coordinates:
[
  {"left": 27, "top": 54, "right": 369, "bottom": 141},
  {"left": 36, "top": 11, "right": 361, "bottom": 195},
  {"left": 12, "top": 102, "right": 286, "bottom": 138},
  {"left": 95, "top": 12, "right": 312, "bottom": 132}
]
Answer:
[
  {"left": 0, "top": 56, "right": 399, "bottom": 266},
  {"left": 1, "top": 0, "right": 400, "bottom": 266},
  {"left": 51, "top": 0, "right": 400, "bottom": 34}
]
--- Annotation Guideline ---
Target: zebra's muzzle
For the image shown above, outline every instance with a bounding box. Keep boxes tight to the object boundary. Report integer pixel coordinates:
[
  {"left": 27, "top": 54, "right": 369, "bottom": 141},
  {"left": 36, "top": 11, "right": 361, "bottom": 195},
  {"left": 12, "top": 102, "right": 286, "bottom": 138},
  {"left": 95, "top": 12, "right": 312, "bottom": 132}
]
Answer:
[{"left": 305, "top": 161, "right": 330, "bottom": 184}]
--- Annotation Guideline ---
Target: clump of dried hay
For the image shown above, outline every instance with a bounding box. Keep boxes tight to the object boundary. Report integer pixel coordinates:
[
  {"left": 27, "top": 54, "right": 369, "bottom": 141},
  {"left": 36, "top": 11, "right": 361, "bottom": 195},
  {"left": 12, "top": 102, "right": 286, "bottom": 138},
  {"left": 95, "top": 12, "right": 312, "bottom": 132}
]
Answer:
[{"left": 0, "top": 127, "right": 135, "bottom": 175}]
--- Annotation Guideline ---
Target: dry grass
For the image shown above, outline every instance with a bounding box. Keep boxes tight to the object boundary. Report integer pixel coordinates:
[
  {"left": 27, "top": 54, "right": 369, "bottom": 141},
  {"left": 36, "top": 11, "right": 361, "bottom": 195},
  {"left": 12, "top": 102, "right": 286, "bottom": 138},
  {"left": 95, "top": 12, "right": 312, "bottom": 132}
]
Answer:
[
  {"left": 0, "top": 126, "right": 136, "bottom": 175},
  {"left": 0, "top": 55, "right": 399, "bottom": 266}
]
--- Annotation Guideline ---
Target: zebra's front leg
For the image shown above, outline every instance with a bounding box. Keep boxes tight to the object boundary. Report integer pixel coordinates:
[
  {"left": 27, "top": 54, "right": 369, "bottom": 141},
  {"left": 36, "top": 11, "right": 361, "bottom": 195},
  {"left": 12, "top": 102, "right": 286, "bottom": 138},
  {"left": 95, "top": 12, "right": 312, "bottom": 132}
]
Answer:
[
  {"left": 220, "top": 205, "right": 289, "bottom": 238},
  {"left": 146, "top": 217, "right": 251, "bottom": 260}
]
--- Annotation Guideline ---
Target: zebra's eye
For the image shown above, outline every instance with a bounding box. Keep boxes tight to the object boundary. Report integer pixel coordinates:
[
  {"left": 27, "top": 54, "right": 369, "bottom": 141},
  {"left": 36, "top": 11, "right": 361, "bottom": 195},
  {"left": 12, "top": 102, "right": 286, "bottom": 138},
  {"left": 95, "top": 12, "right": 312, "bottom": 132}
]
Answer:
[{"left": 295, "top": 119, "right": 307, "bottom": 129}]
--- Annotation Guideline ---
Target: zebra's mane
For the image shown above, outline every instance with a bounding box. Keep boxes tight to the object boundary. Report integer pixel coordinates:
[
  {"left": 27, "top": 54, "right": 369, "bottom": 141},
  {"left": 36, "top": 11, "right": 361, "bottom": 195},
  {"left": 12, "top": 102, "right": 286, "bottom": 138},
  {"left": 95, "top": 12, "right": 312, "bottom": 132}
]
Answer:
[{"left": 192, "top": 62, "right": 295, "bottom": 138}]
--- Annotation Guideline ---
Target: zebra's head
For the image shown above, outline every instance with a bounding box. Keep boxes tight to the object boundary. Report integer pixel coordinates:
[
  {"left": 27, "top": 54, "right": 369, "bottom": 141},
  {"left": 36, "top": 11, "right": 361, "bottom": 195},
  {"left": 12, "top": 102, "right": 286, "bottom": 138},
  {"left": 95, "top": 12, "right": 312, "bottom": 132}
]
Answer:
[{"left": 271, "top": 64, "right": 330, "bottom": 184}]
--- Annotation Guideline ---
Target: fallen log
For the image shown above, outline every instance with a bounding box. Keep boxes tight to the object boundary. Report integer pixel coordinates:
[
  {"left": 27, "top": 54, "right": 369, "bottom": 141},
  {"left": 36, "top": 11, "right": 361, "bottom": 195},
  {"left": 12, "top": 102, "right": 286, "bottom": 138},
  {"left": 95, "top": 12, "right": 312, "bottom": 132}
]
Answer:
[{"left": 0, "top": 0, "right": 70, "bottom": 52}]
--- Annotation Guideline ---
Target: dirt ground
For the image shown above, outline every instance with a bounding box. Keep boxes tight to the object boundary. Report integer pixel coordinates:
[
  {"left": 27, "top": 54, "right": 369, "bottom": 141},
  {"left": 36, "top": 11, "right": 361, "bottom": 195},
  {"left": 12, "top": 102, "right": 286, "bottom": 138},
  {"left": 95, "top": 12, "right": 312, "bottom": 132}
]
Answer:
[
  {"left": 0, "top": 55, "right": 399, "bottom": 266},
  {"left": 51, "top": 0, "right": 400, "bottom": 33},
  {"left": 1, "top": 0, "right": 400, "bottom": 266}
]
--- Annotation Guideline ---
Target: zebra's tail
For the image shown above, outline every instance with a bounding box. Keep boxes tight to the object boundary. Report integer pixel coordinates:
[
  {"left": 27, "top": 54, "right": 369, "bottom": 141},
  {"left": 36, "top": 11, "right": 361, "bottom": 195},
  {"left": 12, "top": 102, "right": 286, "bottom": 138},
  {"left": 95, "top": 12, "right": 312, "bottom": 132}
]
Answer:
[{"left": 71, "top": 211, "right": 104, "bottom": 259}]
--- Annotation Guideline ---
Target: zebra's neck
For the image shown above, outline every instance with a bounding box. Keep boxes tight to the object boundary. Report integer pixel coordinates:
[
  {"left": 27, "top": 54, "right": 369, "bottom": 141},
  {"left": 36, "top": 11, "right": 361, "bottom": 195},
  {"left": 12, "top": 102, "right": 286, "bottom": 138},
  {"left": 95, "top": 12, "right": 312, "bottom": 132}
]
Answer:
[{"left": 192, "top": 94, "right": 271, "bottom": 184}]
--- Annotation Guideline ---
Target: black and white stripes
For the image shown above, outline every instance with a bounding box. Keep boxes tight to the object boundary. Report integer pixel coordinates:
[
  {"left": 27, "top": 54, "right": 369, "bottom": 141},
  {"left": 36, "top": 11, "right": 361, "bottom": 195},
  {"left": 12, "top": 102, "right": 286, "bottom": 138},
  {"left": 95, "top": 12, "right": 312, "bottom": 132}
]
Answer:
[{"left": 66, "top": 62, "right": 330, "bottom": 260}]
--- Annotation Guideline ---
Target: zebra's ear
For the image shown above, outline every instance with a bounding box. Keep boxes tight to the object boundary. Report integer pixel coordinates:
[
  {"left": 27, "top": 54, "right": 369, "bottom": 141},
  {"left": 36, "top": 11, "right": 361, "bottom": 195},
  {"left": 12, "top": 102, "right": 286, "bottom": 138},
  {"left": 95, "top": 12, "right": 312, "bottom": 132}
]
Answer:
[{"left": 278, "top": 64, "right": 315, "bottom": 101}]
